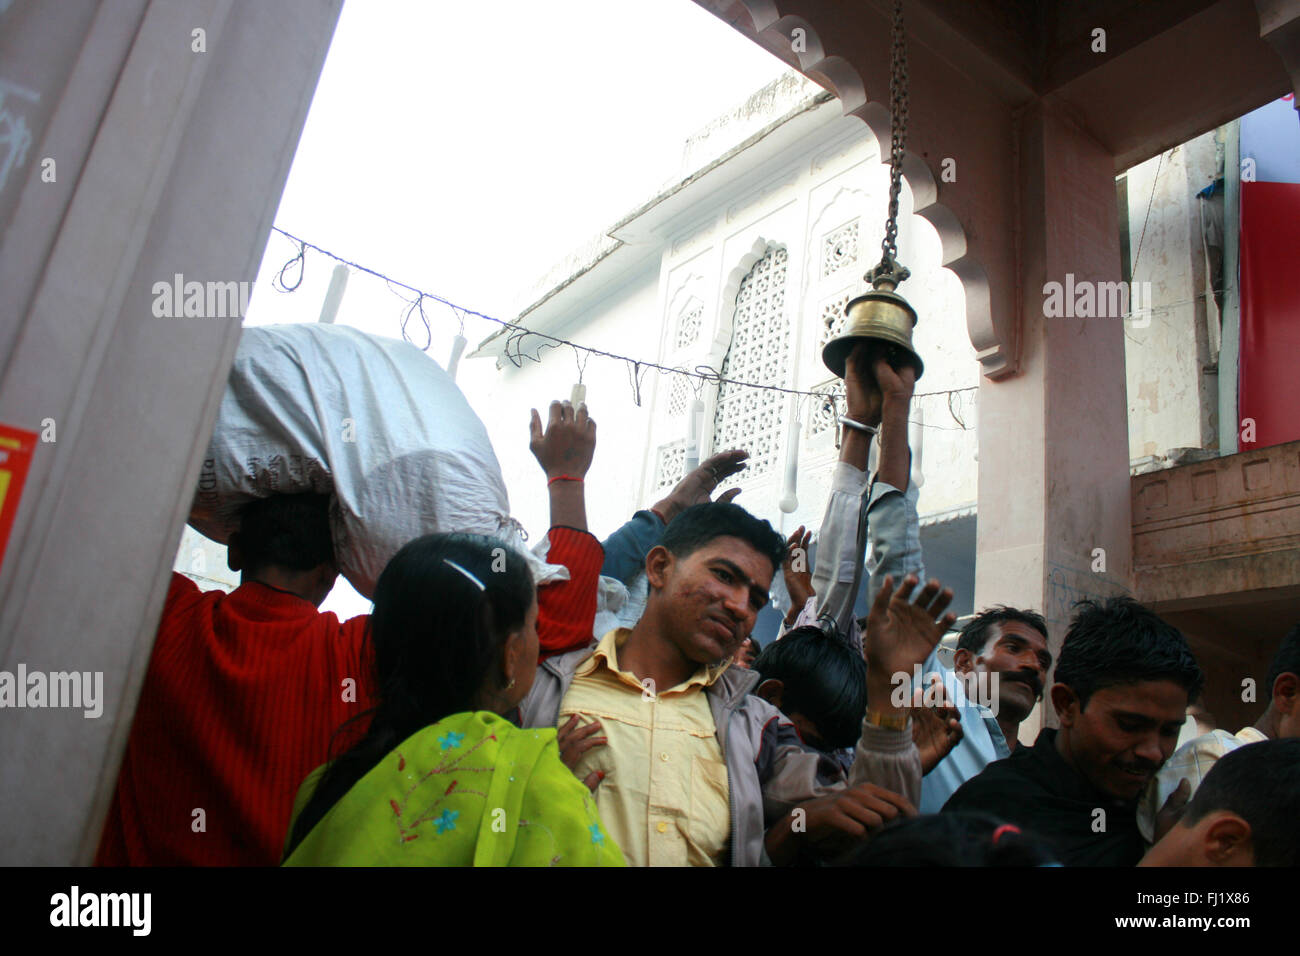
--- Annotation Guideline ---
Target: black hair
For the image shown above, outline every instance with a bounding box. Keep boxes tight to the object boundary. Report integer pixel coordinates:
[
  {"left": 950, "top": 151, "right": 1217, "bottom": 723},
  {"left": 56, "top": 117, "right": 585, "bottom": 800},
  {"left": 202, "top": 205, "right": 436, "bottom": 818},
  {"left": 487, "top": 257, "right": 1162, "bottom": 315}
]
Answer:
[
  {"left": 840, "top": 812, "right": 1060, "bottom": 866},
  {"left": 753, "top": 626, "right": 866, "bottom": 750},
  {"left": 1054, "top": 596, "right": 1203, "bottom": 709},
  {"left": 956, "top": 605, "right": 1049, "bottom": 657},
  {"left": 235, "top": 493, "right": 335, "bottom": 573},
  {"left": 1181, "top": 738, "right": 1300, "bottom": 866},
  {"left": 284, "top": 532, "right": 535, "bottom": 857},
  {"left": 1265, "top": 623, "right": 1300, "bottom": 701},
  {"left": 660, "top": 502, "right": 786, "bottom": 577}
]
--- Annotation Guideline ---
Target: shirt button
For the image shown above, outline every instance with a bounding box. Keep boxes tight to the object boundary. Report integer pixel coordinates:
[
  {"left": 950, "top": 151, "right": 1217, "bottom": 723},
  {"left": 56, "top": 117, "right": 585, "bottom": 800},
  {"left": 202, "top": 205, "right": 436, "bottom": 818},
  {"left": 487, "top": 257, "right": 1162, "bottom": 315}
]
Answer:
[
  {"left": 657, "top": 822, "right": 668, "bottom": 833},
  {"left": 660, "top": 752, "right": 669, "bottom": 761}
]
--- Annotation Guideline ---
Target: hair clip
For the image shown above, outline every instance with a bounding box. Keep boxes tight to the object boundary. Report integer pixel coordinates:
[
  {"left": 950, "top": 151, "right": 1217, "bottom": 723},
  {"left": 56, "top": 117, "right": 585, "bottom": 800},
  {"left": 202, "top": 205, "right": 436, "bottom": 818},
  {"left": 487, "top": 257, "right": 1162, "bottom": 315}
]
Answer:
[
  {"left": 443, "top": 559, "right": 486, "bottom": 591},
  {"left": 991, "top": 824, "right": 1021, "bottom": 845}
]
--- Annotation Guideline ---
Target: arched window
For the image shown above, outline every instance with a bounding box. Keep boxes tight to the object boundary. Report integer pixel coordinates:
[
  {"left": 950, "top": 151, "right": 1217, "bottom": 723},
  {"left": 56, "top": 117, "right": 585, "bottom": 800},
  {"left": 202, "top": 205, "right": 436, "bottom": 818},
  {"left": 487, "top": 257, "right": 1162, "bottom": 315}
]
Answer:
[{"left": 712, "top": 246, "right": 790, "bottom": 476}]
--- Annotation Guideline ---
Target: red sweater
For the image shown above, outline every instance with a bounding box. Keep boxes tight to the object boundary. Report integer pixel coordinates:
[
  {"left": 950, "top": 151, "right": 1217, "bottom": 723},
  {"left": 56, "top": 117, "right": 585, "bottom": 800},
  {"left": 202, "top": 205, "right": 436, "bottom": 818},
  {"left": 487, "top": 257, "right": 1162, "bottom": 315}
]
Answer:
[
  {"left": 95, "top": 527, "right": 603, "bottom": 866},
  {"left": 534, "top": 527, "right": 604, "bottom": 659}
]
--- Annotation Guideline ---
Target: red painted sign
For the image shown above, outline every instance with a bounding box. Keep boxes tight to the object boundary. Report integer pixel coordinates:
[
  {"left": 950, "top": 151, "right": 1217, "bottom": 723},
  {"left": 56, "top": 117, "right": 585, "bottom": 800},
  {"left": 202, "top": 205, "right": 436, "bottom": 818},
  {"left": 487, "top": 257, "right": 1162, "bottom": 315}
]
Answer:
[{"left": 0, "top": 423, "right": 38, "bottom": 574}]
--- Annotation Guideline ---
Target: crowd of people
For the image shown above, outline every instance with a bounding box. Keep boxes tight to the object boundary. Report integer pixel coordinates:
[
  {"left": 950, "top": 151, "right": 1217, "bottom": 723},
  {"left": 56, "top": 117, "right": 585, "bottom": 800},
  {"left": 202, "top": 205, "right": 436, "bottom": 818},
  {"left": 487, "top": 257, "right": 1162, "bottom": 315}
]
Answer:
[{"left": 95, "top": 344, "right": 1300, "bottom": 867}]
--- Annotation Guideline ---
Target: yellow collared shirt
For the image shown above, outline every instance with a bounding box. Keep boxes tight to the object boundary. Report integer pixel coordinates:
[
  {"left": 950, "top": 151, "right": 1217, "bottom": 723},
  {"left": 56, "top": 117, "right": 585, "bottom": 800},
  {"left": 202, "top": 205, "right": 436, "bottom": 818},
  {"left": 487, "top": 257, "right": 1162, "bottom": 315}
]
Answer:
[{"left": 559, "top": 628, "right": 731, "bottom": 867}]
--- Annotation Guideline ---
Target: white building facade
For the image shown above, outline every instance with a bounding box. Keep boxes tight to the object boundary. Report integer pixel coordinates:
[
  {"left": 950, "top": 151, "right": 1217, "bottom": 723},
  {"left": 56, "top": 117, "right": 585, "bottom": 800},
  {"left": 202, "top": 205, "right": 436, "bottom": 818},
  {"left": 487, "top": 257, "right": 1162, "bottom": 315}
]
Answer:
[
  {"left": 177, "top": 74, "right": 1234, "bottom": 647},
  {"left": 466, "top": 74, "right": 977, "bottom": 636}
]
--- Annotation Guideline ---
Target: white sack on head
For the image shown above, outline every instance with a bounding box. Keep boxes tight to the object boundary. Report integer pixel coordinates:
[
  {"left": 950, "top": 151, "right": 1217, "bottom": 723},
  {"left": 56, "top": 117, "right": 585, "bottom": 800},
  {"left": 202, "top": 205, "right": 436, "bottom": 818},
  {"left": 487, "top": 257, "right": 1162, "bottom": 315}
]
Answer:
[{"left": 189, "top": 323, "right": 557, "bottom": 598}]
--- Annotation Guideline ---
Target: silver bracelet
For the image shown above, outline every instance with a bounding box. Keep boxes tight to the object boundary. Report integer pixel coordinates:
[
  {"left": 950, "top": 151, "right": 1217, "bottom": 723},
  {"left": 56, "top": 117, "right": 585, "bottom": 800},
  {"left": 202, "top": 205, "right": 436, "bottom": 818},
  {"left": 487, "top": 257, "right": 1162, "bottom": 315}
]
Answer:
[{"left": 838, "top": 415, "right": 878, "bottom": 436}]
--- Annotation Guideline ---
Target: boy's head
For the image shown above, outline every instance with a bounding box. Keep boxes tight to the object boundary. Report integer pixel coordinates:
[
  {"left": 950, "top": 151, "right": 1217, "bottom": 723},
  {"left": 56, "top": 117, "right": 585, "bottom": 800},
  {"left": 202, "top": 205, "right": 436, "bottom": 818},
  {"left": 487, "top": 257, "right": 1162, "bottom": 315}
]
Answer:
[
  {"left": 643, "top": 502, "right": 786, "bottom": 667},
  {"left": 1051, "top": 596, "right": 1203, "bottom": 802},
  {"left": 753, "top": 626, "right": 866, "bottom": 751},
  {"left": 1141, "top": 738, "right": 1300, "bottom": 866}
]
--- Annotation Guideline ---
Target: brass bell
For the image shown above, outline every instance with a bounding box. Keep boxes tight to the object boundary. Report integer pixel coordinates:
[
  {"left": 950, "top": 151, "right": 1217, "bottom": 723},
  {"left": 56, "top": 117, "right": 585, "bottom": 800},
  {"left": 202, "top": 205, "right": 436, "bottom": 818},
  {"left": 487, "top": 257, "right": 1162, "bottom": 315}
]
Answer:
[{"left": 822, "top": 275, "right": 924, "bottom": 381}]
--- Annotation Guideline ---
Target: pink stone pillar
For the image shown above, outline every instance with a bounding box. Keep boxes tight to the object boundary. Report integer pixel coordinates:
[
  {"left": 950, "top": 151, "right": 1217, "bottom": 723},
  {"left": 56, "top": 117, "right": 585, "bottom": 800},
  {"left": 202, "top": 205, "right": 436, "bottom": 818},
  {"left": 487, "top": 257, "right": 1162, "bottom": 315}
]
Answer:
[{"left": 973, "top": 101, "right": 1134, "bottom": 739}]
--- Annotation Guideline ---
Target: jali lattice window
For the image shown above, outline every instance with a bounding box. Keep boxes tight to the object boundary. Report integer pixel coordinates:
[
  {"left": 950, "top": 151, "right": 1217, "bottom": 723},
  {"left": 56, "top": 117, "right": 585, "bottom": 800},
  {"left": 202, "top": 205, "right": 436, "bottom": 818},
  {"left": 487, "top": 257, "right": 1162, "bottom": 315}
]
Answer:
[
  {"left": 808, "top": 379, "right": 844, "bottom": 437},
  {"left": 712, "top": 246, "right": 790, "bottom": 476},
  {"left": 654, "top": 440, "right": 686, "bottom": 489},
  {"left": 666, "top": 376, "right": 689, "bottom": 418},
  {"left": 822, "top": 220, "right": 859, "bottom": 277},
  {"left": 819, "top": 292, "right": 852, "bottom": 351},
  {"left": 676, "top": 305, "right": 703, "bottom": 350}
]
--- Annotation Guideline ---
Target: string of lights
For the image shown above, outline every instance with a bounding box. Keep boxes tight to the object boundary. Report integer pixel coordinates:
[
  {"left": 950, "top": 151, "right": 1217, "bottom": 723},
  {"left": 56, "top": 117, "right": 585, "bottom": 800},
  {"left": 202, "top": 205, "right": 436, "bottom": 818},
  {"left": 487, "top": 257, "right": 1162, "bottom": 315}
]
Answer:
[{"left": 267, "top": 227, "right": 978, "bottom": 429}]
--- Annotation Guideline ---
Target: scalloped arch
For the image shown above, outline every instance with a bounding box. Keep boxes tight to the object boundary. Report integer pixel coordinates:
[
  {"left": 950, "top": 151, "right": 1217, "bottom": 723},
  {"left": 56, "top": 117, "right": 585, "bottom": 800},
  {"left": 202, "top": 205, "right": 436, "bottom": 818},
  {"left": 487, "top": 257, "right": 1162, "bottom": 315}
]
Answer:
[
  {"left": 706, "top": 234, "right": 783, "bottom": 377},
  {"left": 727, "top": 1, "right": 1010, "bottom": 378},
  {"left": 803, "top": 184, "right": 871, "bottom": 289},
  {"left": 666, "top": 273, "right": 705, "bottom": 317}
]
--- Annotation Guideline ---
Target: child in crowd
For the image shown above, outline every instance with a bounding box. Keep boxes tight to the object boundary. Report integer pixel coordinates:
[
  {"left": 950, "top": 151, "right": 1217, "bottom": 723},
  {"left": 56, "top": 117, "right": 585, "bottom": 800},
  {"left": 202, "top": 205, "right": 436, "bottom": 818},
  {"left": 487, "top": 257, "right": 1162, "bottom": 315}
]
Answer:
[{"left": 752, "top": 626, "right": 867, "bottom": 770}]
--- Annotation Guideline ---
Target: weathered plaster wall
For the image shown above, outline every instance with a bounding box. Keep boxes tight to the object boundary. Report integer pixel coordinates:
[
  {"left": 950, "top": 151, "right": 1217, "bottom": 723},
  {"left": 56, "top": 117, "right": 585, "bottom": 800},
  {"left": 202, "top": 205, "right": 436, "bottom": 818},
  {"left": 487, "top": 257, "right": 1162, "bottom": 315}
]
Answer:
[{"left": 1124, "top": 131, "right": 1222, "bottom": 463}]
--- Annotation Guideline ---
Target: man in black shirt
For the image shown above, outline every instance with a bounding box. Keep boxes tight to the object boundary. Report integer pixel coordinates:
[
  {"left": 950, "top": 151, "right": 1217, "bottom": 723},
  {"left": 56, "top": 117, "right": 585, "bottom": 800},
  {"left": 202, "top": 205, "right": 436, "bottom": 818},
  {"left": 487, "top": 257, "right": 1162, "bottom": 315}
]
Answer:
[{"left": 942, "top": 596, "right": 1203, "bottom": 866}]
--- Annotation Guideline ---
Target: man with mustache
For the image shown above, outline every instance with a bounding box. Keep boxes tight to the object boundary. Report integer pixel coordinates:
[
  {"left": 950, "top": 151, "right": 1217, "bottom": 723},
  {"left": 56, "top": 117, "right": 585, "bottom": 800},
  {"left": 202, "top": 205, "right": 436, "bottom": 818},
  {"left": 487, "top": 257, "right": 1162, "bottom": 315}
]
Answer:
[
  {"left": 942, "top": 596, "right": 1203, "bottom": 866},
  {"left": 916, "top": 607, "right": 1052, "bottom": 812}
]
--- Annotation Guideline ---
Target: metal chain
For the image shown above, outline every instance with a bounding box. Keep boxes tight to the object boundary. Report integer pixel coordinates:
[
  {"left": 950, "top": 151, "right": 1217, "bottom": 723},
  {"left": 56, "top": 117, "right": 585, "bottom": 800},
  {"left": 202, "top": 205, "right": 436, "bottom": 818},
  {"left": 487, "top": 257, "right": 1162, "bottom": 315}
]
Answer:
[{"left": 874, "top": 0, "right": 910, "bottom": 282}]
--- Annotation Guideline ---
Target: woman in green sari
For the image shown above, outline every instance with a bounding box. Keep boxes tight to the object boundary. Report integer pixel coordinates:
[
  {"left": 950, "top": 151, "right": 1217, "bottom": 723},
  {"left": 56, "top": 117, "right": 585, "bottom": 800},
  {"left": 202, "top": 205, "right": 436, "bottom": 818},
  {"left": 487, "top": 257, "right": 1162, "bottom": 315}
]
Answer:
[{"left": 283, "top": 533, "right": 623, "bottom": 866}]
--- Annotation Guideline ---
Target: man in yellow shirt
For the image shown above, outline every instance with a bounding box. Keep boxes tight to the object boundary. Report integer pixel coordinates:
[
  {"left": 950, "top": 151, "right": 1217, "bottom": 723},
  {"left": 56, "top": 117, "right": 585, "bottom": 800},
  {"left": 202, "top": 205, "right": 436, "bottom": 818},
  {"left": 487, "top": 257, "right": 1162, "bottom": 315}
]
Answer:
[
  {"left": 559, "top": 626, "right": 733, "bottom": 866},
  {"left": 519, "top": 499, "right": 957, "bottom": 866}
]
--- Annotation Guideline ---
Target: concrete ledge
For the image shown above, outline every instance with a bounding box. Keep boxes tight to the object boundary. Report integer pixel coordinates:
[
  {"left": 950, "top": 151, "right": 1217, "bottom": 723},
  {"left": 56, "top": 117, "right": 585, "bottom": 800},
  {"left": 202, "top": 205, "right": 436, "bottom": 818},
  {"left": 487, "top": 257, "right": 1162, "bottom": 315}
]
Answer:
[{"left": 1132, "top": 439, "right": 1300, "bottom": 602}]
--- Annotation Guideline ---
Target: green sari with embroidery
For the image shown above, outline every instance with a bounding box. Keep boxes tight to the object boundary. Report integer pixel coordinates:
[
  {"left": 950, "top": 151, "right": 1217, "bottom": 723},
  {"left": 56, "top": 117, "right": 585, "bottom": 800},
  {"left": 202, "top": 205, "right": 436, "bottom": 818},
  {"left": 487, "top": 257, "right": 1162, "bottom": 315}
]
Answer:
[{"left": 283, "top": 711, "right": 624, "bottom": 867}]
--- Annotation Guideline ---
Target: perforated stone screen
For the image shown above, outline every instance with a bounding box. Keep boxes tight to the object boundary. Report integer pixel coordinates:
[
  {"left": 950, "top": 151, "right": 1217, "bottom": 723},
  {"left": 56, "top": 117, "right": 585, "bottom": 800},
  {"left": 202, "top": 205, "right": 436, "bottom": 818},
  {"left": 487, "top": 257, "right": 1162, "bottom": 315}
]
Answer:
[
  {"left": 654, "top": 439, "right": 686, "bottom": 489},
  {"left": 712, "top": 247, "right": 790, "bottom": 476},
  {"left": 819, "top": 291, "right": 852, "bottom": 352},
  {"left": 676, "top": 304, "right": 702, "bottom": 351},
  {"left": 822, "top": 220, "right": 859, "bottom": 278},
  {"left": 666, "top": 375, "right": 689, "bottom": 418},
  {"left": 808, "top": 378, "right": 844, "bottom": 437}
]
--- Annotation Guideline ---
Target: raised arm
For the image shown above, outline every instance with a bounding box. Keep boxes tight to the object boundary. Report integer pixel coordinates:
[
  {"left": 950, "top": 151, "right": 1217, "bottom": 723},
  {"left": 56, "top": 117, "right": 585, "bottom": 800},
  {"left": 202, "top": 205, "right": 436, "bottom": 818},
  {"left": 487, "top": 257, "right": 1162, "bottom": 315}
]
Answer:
[
  {"left": 528, "top": 400, "right": 602, "bottom": 658},
  {"left": 599, "top": 449, "right": 749, "bottom": 586},
  {"left": 808, "top": 344, "right": 924, "bottom": 643},
  {"left": 780, "top": 526, "right": 815, "bottom": 627},
  {"left": 860, "top": 574, "right": 955, "bottom": 726},
  {"left": 530, "top": 400, "right": 596, "bottom": 532}
]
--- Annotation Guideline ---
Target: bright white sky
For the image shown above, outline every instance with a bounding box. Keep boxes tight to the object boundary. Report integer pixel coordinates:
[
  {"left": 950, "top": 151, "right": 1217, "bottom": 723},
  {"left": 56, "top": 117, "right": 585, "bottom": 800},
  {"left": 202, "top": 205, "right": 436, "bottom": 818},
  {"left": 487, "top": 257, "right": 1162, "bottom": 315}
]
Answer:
[{"left": 239, "top": 0, "right": 793, "bottom": 616}]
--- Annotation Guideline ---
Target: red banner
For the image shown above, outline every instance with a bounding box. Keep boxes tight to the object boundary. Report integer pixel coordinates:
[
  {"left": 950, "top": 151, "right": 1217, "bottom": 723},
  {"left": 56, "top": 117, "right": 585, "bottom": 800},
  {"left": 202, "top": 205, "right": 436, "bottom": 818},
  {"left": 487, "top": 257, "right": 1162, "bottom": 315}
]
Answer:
[{"left": 1238, "top": 180, "right": 1300, "bottom": 450}]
